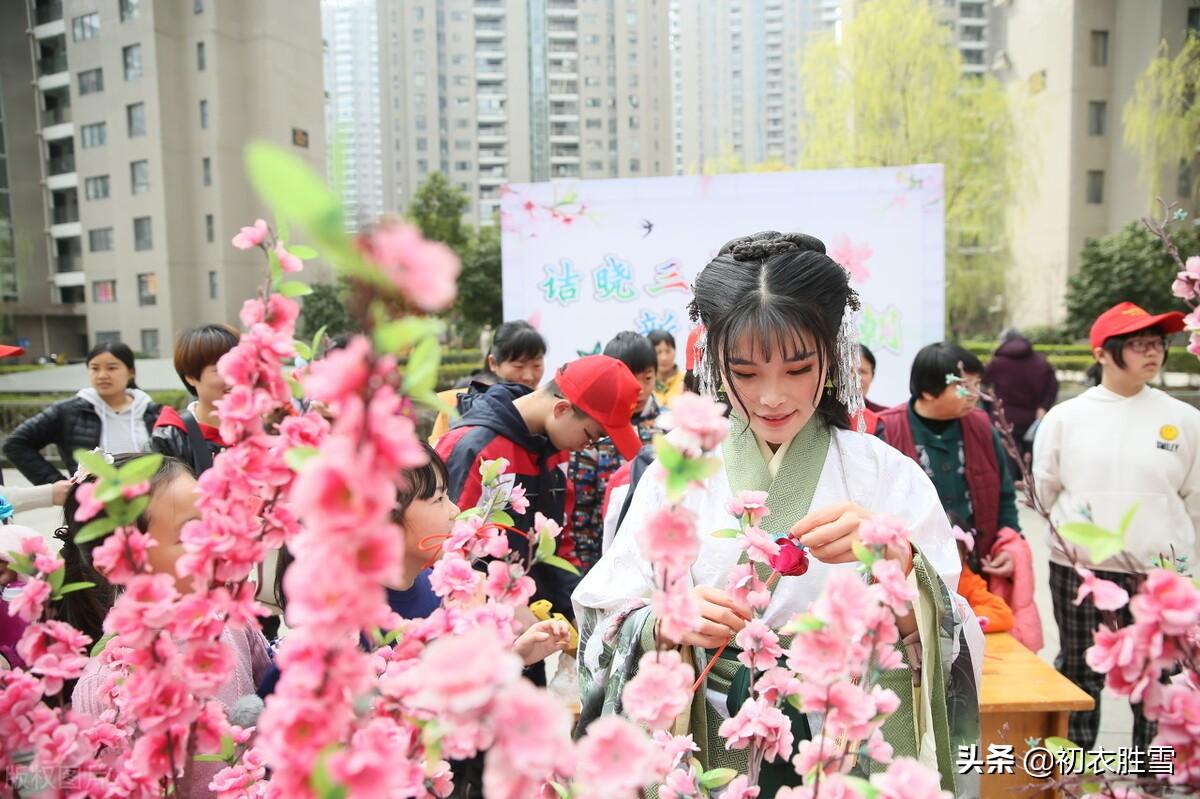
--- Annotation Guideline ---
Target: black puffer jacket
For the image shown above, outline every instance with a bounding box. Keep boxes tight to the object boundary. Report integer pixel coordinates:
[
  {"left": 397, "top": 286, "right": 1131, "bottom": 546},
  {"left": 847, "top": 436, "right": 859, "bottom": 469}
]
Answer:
[{"left": 3, "top": 396, "right": 161, "bottom": 484}]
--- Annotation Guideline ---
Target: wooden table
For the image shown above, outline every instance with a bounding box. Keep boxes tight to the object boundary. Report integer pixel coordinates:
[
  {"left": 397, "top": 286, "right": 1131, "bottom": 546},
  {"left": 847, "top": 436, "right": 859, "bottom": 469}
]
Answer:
[{"left": 979, "top": 632, "right": 1095, "bottom": 798}]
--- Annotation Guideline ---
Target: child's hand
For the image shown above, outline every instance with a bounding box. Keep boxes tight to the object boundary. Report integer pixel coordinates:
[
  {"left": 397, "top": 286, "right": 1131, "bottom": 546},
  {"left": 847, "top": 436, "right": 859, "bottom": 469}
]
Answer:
[{"left": 514, "top": 619, "right": 572, "bottom": 666}]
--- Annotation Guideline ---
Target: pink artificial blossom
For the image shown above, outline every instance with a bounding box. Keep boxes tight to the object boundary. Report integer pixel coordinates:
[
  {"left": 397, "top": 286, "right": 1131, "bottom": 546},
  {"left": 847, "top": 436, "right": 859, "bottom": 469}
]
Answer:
[
  {"left": 871, "top": 559, "right": 918, "bottom": 614},
  {"left": 429, "top": 553, "right": 484, "bottom": 605},
  {"left": 16, "top": 620, "right": 91, "bottom": 695},
  {"left": 120, "top": 481, "right": 150, "bottom": 500},
  {"left": 33, "top": 552, "right": 65, "bottom": 575},
  {"left": 574, "top": 715, "right": 659, "bottom": 798},
  {"left": 1073, "top": 566, "right": 1131, "bottom": 611},
  {"left": 741, "top": 526, "right": 780, "bottom": 565},
  {"left": 722, "top": 776, "right": 760, "bottom": 799},
  {"left": 652, "top": 586, "right": 701, "bottom": 645},
  {"left": 8, "top": 577, "right": 51, "bottom": 623},
  {"left": 871, "top": 756, "right": 951, "bottom": 799},
  {"left": 72, "top": 482, "right": 105, "bottom": 523},
  {"left": 359, "top": 222, "right": 461, "bottom": 312},
  {"left": 658, "top": 393, "right": 730, "bottom": 453},
  {"left": 507, "top": 483, "right": 530, "bottom": 515},
  {"left": 1129, "top": 568, "right": 1200, "bottom": 636},
  {"left": 726, "top": 563, "right": 771, "bottom": 611},
  {"left": 637, "top": 506, "right": 700, "bottom": 576},
  {"left": 621, "top": 650, "right": 694, "bottom": 730},
  {"left": 484, "top": 561, "right": 537, "bottom": 607},
  {"left": 718, "top": 697, "right": 794, "bottom": 762},
  {"left": 734, "top": 618, "right": 784, "bottom": 671},
  {"left": 274, "top": 241, "right": 303, "bottom": 273},
  {"left": 232, "top": 219, "right": 270, "bottom": 250},
  {"left": 858, "top": 516, "right": 909, "bottom": 550},
  {"left": 727, "top": 491, "right": 770, "bottom": 526},
  {"left": 487, "top": 679, "right": 574, "bottom": 777}
]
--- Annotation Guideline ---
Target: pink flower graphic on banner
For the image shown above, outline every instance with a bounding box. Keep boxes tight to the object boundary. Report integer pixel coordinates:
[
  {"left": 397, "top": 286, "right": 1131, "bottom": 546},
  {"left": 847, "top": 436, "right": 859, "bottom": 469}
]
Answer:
[{"left": 830, "top": 235, "right": 873, "bottom": 284}]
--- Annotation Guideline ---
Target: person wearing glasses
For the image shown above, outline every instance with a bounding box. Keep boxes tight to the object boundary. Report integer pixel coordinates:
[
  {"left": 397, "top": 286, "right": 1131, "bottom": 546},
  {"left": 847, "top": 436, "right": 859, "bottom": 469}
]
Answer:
[
  {"left": 879, "top": 342, "right": 1022, "bottom": 570},
  {"left": 1033, "top": 302, "right": 1197, "bottom": 751}
]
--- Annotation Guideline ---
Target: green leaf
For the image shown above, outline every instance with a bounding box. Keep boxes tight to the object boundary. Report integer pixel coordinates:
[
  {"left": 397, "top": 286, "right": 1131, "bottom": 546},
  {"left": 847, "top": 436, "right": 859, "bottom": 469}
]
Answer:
[
  {"left": 115, "top": 495, "right": 150, "bottom": 527},
  {"left": 58, "top": 581, "right": 96, "bottom": 596},
  {"left": 547, "top": 781, "right": 571, "bottom": 799},
  {"left": 94, "top": 481, "right": 122, "bottom": 503},
  {"left": 652, "top": 434, "right": 684, "bottom": 471},
  {"left": 402, "top": 336, "right": 441, "bottom": 396},
  {"left": 488, "top": 509, "right": 515, "bottom": 527},
  {"left": 309, "top": 744, "right": 348, "bottom": 799},
  {"left": 311, "top": 324, "right": 329, "bottom": 358},
  {"left": 90, "top": 632, "right": 115, "bottom": 657},
  {"left": 373, "top": 317, "right": 443, "bottom": 356},
  {"left": 288, "top": 244, "right": 319, "bottom": 260},
  {"left": 852, "top": 540, "right": 877, "bottom": 566},
  {"left": 269, "top": 248, "right": 283, "bottom": 287},
  {"left": 5, "top": 551, "right": 34, "bottom": 577},
  {"left": 285, "top": 446, "right": 320, "bottom": 471},
  {"left": 48, "top": 565, "right": 65, "bottom": 594},
  {"left": 781, "top": 613, "right": 824, "bottom": 634},
  {"left": 245, "top": 141, "right": 345, "bottom": 246},
  {"left": 74, "top": 449, "right": 118, "bottom": 480},
  {"left": 118, "top": 453, "right": 164, "bottom": 484},
  {"left": 74, "top": 516, "right": 120, "bottom": 545},
  {"left": 480, "top": 458, "right": 505, "bottom": 485},
  {"left": 537, "top": 530, "right": 556, "bottom": 560},
  {"left": 841, "top": 776, "right": 878, "bottom": 798},
  {"left": 710, "top": 528, "right": 741, "bottom": 539},
  {"left": 1059, "top": 521, "right": 1126, "bottom": 565},
  {"left": 293, "top": 340, "right": 313, "bottom": 361},
  {"left": 1117, "top": 503, "right": 1139, "bottom": 535},
  {"left": 279, "top": 280, "right": 313, "bottom": 298},
  {"left": 698, "top": 768, "right": 738, "bottom": 790},
  {"left": 540, "top": 554, "right": 581, "bottom": 575},
  {"left": 192, "top": 754, "right": 228, "bottom": 763},
  {"left": 411, "top": 388, "right": 456, "bottom": 416},
  {"left": 288, "top": 375, "right": 306, "bottom": 400}
]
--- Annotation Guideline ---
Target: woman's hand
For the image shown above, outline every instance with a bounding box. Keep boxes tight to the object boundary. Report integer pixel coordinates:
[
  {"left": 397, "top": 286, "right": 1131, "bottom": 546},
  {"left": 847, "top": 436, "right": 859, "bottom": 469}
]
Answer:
[
  {"left": 514, "top": 619, "right": 573, "bottom": 665},
  {"left": 52, "top": 480, "right": 71, "bottom": 507},
  {"left": 658, "top": 586, "right": 751, "bottom": 650},
  {"left": 790, "top": 502, "right": 914, "bottom": 573}
]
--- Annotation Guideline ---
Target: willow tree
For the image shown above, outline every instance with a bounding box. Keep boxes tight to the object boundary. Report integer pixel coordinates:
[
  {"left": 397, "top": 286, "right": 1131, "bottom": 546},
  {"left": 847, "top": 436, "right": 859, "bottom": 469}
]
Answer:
[
  {"left": 798, "top": 0, "right": 1020, "bottom": 339},
  {"left": 1124, "top": 34, "right": 1200, "bottom": 207}
]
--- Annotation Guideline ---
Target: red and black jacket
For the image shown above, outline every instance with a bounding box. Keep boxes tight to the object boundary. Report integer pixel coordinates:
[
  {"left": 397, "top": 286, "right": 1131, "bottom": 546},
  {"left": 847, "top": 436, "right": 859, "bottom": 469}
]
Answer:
[
  {"left": 435, "top": 383, "right": 580, "bottom": 621},
  {"left": 151, "top": 406, "right": 227, "bottom": 475}
]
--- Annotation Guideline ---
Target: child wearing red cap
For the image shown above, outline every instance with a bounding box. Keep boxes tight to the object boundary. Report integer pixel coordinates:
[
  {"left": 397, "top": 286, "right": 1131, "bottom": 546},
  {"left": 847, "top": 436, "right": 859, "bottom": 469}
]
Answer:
[
  {"left": 434, "top": 354, "right": 642, "bottom": 684},
  {"left": 1033, "top": 301, "right": 1197, "bottom": 751}
]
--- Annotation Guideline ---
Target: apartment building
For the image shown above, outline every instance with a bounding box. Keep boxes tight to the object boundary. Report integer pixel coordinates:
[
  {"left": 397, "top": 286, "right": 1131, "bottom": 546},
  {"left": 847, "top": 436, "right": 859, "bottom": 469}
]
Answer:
[
  {"left": 2, "top": 0, "right": 324, "bottom": 360},
  {"left": 1003, "top": 0, "right": 1199, "bottom": 327}
]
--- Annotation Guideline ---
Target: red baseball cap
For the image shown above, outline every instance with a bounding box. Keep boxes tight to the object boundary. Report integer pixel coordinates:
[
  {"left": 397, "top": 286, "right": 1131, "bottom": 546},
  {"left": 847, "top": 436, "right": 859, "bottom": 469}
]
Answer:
[
  {"left": 1089, "top": 302, "right": 1186, "bottom": 350},
  {"left": 0, "top": 345, "right": 25, "bottom": 359},
  {"left": 554, "top": 355, "right": 643, "bottom": 459}
]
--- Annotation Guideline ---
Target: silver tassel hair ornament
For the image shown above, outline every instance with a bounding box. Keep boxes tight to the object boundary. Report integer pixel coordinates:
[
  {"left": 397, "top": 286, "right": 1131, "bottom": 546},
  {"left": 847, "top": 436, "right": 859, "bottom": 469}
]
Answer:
[{"left": 835, "top": 299, "right": 866, "bottom": 430}]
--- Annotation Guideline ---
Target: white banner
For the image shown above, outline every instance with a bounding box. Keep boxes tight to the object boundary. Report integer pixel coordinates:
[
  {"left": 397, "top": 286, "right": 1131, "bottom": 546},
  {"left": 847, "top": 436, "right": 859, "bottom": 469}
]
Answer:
[{"left": 499, "top": 165, "right": 945, "bottom": 406}]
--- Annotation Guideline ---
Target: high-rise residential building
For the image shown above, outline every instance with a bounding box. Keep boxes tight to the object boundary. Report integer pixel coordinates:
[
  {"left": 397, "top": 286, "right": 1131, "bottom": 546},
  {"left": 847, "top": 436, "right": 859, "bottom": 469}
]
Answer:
[
  {"left": 671, "top": 0, "right": 809, "bottom": 173},
  {"left": 1, "top": 0, "right": 325, "bottom": 361},
  {"left": 323, "top": 0, "right": 384, "bottom": 230},
  {"left": 378, "top": 0, "right": 673, "bottom": 226},
  {"left": 1002, "top": 0, "right": 1198, "bottom": 328}
]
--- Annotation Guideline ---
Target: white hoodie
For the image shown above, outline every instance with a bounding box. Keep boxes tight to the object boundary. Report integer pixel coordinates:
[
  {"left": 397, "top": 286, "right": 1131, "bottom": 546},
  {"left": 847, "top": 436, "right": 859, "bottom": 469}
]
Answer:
[
  {"left": 76, "top": 387, "right": 154, "bottom": 456},
  {"left": 1033, "top": 385, "right": 1200, "bottom": 572}
]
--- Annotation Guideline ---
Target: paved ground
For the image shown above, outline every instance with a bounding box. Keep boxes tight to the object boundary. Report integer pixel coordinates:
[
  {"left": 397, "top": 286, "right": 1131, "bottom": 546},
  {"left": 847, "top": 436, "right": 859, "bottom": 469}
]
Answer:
[
  {"left": 2, "top": 469, "right": 1135, "bottom": 746},
  {"left": 0, "top": 359, "right": 182, "bottom": 394}
]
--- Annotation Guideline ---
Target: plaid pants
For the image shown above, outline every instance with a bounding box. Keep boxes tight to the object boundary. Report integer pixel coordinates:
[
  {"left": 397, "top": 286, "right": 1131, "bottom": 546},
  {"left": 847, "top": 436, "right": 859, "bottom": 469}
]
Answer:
[{"left": 1049, "top": 562, "right": 1156, "bottom": 750}]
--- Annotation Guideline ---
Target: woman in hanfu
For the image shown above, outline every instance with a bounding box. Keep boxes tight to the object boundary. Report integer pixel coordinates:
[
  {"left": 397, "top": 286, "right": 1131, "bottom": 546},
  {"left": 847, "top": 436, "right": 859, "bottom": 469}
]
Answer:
[{"left": 573, "top": 232, "right": 981, "bottom": 797}]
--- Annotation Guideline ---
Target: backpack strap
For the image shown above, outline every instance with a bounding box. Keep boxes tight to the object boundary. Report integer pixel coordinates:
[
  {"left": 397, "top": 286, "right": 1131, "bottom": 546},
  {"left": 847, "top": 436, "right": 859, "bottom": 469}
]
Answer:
[{"left": 181, "top": 409, "right": 214, "bottom": 475}]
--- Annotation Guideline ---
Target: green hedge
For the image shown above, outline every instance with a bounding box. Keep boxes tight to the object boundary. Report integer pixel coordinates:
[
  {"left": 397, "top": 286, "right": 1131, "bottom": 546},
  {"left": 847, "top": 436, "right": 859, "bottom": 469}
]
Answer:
[
  {"left": 0, "top": 364, "right": 54, "bottom": 374},
  {"left": 962, "top": 342, "right": 1200, "bottom": 374}
]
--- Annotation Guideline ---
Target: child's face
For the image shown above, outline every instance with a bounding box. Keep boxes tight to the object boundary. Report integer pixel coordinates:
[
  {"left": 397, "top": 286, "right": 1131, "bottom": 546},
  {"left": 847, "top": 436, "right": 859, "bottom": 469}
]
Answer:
[
  {"left": 144, "top": 473, "right": 201, "bottom": 591},
  {"left": 545, "top": 402, "right": 605, "bottom": 452},
  {"left": 654, "top": 341, "right": 676, "bottom": 373},
  {"left": 188, "top": 364, "right": 230, "bottom": 408},
  {"left": 724, "top": 329, "right": 825, "bottom": 446},
  {"left": 402, "top": 482, "right": 460, "bottom": 567},
  {"left": 633, "top": 367, "right": 655, "bottom": 407}
]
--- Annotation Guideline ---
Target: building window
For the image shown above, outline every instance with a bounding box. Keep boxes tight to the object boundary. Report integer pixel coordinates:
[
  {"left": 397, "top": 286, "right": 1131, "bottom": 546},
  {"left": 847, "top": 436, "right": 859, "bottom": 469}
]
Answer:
[
  {"left": 133, "top": 217, "right": 152, "bottom": 250},
  {"left": 194, "top": 0, "right": 203, "bottom": 12},
  {"left": 629, "top": 158, "right": 640, "bottom": 172},
  {"left": 202, "top": 157, "right": 212, "bottom": 186},
  {"left": 72, "top": 13, "right": 100, "bottom": 41},
  {"left": 89, "top": 228, "right": 114, "bottom": 252},
  {"left": 84, "top": 175, "right": 110, "bottom": 200},
  {"left": 80, "top": 122, "right": 106, "bottom": 149},
  {"left": 78, "top": 68, "right": 104, "bottom": 94},
  {"left": 208, "top": 270, "right": 218, "bottom": 299},
  {"left": 124, "top": 44, "right": 143, "bottom": 80},
  {"left": 205, "top": 213, "right": 214, "bottom": 242},
  {"left": 199, "top": 100, "right": 209, "bottom": 129},
  {"left": 120, "top": 0, "right": 140, "bottom": 22},
  {"left": 961, "top": 48, "right": 985, "bottom": 66},
  {"left": 130, "top": 160, "right": 150, "bottom": 194},
  {"left": 137, "top": 272, "right": 157, "bottom": 305},
  {"left": 92, "top": 280, "right": 117, "bottom": 303},
  {"left": 1190, "top": 7, "right": 1200, "bottom": 32},
  {"left": 1090, "top": 30, "right": 1109, "bottom": 67},
  {"left": 454, "top": 160, "right": 472, "bottom": 171},
  {"left": 585, "top": 118, "right": 602, "bottom": 129},
  {"left": 1087, "top": 101, "right": 1107, "bottom": 136},
  {"left": 140, "top": 328, "right": 159, "bottom": 356},
  {"left": 127, "top": 102, "right": 146, "bottom": 137},
  {"left": 1086, "top": 170, "right": 1104, "bottom": 204},
  {"left": 94, "top": 330, "right": 120, "bottom": 345},
  {"left": 197, "top": 42, "right": 206, "bottom": 71}
]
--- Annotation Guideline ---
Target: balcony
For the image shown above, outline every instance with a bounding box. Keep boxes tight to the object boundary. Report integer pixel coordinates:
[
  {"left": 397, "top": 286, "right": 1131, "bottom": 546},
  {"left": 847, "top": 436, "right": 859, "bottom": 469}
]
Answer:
[
  {"left": 50, "top": 221, "right": 81, "bottom": 239},
  {"left": 42, "top": 121, "right": 73, "bottom": 142},
  {"left": 56, "top": 253, "right": 82, "bottom": 274},
  {"left": 34, "top": 0, "right": 63, "bottom": 23},
  {"left": 41, "top": 102, "right": 71, "bottom": 126},
  {"left": 51, "top": 204, "right": 79, "bottom": 224},
  {"left": 47, "top": 154, "right": 75, "bottom": 175},
  {"left": 53, "top": 271, "right": 85, "bottom": 288},
  {"left": 38, "top": 53, "right": 67, "bottom": 77}
]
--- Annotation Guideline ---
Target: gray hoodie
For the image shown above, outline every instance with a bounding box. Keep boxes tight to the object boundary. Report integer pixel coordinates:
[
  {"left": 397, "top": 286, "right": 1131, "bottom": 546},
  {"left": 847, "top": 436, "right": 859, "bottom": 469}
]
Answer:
[{"left": 76, "top": 387, "right": 154, "bottom": 456}]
